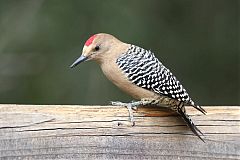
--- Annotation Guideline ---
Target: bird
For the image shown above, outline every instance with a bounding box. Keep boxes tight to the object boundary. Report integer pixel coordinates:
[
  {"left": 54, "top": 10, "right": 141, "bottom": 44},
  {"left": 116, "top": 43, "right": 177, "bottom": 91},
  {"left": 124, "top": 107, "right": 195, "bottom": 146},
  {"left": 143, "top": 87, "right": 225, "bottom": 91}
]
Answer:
[{"left": 70, "top": 33, "right": 206, "bottom": 141}]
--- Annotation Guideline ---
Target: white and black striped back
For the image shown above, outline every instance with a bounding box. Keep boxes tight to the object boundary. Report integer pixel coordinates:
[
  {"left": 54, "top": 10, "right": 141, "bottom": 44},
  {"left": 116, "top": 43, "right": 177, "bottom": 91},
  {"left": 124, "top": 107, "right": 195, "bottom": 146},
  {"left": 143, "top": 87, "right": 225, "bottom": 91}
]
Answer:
[{"left": 116, "top": 45, "right": 192, "bottom": 104}]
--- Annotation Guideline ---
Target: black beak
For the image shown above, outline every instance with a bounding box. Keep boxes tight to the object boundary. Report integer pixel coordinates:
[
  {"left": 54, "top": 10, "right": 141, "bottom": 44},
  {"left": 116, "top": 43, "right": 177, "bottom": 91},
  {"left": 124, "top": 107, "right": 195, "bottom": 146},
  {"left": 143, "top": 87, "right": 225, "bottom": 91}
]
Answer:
[{"left": 70, "top": 55, "right": 88, "bottom": 68}]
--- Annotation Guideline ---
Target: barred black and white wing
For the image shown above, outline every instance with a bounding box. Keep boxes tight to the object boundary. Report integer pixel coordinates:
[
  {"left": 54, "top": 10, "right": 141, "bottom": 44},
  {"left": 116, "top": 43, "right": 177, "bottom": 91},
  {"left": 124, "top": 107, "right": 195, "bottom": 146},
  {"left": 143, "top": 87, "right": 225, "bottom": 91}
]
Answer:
[{"left": 116, "top": 45, "right": 206, "bottom": 114}]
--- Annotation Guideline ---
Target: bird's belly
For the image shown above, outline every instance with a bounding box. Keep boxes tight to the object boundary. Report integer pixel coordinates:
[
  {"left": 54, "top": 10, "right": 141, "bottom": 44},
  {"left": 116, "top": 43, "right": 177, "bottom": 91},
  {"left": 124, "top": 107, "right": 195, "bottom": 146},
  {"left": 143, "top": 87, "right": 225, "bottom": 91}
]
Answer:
[{"left": 100, "top": 62, "right": 157, "bottom": 100}]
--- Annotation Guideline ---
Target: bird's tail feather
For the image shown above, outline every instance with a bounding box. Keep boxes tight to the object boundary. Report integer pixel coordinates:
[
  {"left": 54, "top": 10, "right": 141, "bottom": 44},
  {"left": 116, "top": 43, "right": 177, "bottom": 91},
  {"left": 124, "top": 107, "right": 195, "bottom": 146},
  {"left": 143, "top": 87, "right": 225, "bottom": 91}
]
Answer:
[
  {"left": 178, "top": 105, "right": 205, "bottom": 142},
  {"left": 189, "top": 100, "right": 207, "bottom": 115},
  {"left": 193, "top": 105, "right": 207, "bottom": 115}
]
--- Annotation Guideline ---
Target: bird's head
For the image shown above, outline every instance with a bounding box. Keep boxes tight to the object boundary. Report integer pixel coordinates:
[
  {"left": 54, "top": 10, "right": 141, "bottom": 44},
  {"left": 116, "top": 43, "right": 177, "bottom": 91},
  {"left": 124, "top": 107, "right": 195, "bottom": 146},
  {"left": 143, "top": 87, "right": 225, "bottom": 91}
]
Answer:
[{"left": 70, "top": 33, "right": 121, "bottom": 68}]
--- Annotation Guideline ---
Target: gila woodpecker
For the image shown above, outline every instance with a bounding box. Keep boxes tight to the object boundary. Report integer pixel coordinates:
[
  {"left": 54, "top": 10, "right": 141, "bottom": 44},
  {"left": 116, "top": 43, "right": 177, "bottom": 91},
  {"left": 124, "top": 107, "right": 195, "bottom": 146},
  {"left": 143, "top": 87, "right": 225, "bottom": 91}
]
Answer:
[{"left": 70, "top": 33, "right": 206, "bottom": 141}]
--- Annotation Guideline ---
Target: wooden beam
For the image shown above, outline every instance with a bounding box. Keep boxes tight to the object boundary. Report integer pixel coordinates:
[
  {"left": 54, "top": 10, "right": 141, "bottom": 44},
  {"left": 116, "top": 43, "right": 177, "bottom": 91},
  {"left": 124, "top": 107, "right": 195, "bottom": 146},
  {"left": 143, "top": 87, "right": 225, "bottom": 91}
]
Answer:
[{"left": 0, "top": 104, "right": 239, "bottom": 159}]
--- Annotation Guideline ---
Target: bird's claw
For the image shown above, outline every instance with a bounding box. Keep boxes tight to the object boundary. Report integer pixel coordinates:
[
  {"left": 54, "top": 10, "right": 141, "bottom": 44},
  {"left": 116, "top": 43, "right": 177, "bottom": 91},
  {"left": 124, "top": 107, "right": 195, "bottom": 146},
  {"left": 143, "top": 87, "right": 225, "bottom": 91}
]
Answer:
[
  {"left": 131, "top": 106, "right": 138, "bottom": 111},
  {"left": 126, "top": 104, "right": 135, "bottom": 126},
  {"left": 110, "top": 101, "right": 137, "bottom": 126}
]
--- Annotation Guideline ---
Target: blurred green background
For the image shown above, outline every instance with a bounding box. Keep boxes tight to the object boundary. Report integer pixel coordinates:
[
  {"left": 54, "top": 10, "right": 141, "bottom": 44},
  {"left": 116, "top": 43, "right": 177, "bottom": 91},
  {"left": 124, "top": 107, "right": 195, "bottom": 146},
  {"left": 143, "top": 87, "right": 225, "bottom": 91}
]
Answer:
[{"left": 0, "top": 0, "right": 239, "bottom": 105}]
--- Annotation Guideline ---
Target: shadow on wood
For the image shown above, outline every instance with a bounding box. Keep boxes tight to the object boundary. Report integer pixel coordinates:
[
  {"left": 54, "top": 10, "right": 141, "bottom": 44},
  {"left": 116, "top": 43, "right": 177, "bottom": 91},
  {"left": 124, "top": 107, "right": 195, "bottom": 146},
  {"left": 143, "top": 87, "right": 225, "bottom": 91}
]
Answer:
[{"left": 0, "top": 105, "right": 239, "bottom": 159}]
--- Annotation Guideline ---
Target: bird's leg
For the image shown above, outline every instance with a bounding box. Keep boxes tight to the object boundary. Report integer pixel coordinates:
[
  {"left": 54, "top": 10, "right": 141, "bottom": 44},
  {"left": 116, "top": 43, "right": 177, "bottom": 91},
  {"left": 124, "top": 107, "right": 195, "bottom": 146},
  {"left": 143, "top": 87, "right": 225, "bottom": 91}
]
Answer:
[
  {"left": 111, "top": 101, "right": 141, "bottom": 126},
  {"left": 111, "top": 99, "right": 161, "bottom": 126}
]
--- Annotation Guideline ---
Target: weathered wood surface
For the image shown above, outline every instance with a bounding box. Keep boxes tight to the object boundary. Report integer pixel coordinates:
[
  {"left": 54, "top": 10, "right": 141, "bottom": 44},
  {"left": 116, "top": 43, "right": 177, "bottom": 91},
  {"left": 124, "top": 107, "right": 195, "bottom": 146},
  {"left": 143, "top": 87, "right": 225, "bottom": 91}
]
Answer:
[{"left": 0, "top": 104, "right": 239, "bottom": 160}]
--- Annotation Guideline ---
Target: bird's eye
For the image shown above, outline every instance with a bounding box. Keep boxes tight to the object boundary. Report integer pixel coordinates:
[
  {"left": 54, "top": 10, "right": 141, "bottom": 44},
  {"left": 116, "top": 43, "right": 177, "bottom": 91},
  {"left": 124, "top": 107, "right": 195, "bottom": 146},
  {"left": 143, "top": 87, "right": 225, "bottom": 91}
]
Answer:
[{"left": 94, "top": 45, "right": 100, "bottom": 51}]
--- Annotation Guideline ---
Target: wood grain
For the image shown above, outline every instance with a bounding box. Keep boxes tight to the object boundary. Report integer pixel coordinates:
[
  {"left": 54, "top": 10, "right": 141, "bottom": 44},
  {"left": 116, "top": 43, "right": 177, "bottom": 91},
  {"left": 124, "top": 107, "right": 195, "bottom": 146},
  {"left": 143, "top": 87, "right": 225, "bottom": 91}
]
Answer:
[{"left": 0, "top": 104, "right": 239, "bottom": 160}]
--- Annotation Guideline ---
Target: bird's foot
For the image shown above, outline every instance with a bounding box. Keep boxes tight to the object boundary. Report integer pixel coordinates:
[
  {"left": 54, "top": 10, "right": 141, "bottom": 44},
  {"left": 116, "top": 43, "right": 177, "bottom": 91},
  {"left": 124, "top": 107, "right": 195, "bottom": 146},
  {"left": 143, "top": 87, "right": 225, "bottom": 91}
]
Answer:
[
  {"left": 111, "top": 101, "right": 143, "bottom": 126},
  {"left": 111, "top": 99, "right": 162, "bottom": 126}
]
